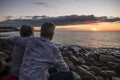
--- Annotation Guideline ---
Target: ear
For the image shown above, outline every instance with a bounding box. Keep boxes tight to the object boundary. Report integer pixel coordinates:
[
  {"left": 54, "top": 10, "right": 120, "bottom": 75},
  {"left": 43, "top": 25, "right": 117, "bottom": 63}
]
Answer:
[{"left": 49, "top": 33, "right": 54, "bottom": 41}]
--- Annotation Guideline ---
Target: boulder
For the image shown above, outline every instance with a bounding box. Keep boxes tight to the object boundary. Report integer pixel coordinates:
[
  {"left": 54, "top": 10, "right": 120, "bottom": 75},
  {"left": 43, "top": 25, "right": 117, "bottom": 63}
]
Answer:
[
  {"left": 72, "top": 71, "right": 81, "bottom": 80},
  {"left": 101, "top": 66, "right": 109, "bottom": 70},
  {"left": 64, "top": 57, "right": 75, "bottom": 70},
  {"left": 97, "top": 76, "right": 105, "bottom": 80},
  {"left": 114, "top": 63, "right": 120, "bottom": 75},
  {"left": 101, "top": 70, "right": 117, "bottom": 77},
  {"left": 112, "top": 77, "right": 120, "bottom": 80},
  {"left": 88, "top": 53, "right": 100, "bottom": 61},
  {"left": 0, "top": 52, "right": 7, "bottom": 61},
  {"left": 0, "top": 57, "right": 6, "bottom": 73},
  {"left": 107, "top": 62, "right": 117, "bottom": 69},
  {"left": 77, "top": 57, "right": 85, "bottom": 64},
  {"left": 68, "top": 46, "right": 80, "bottom": 54},
  {"left": 75, "top": 66, "right": 97, "bottom": 80},
  {"left": 84, "top": 57, "right": 96, "bottom": 66},
  {"left": 69, "top": 55, "right": 80, "bottom": 63},
  {"left": 100, "top": 55, "right": 118, "bottom": 63},
  {"left": 81, "top": 65, "right": 90, "bottom": 71},
  {"left": 64, "top": 50, "right": 73, "bottom": 57},
  {"left": 90, "top": 66, "right": 102, "bottom": 75}
]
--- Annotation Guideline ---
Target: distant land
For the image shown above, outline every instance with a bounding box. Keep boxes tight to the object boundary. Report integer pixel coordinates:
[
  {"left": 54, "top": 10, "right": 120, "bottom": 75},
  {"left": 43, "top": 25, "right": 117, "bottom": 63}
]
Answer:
[{"left": 0, "top": 15, "right": 120, "bottom": 27}]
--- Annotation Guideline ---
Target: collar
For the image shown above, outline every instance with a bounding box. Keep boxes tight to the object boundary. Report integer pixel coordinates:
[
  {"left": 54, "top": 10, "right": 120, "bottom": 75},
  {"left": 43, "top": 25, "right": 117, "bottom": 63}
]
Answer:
[{"left": 40, "top": 36, "right": 50, "bottom": 42}]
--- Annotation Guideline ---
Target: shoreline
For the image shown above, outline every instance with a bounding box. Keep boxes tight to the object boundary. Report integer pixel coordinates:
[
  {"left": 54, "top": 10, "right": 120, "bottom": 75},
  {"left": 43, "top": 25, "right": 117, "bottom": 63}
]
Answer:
[
  {"left": 0, "top": 37, "right": 120, "bottom": 49},
  {"left": 0, "top": 38, "right": 120, "bottom": 80},
  {"left": 1, "top": 31, "right": 120, "bottom": 48}
]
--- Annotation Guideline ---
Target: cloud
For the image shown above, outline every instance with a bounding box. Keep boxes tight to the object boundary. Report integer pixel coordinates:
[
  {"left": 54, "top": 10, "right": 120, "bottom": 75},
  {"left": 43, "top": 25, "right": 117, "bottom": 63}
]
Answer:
[
  {"left": 34, "top": 1, "right": 49, "bottom": 7},
  {"left": 0, "top": 15, "right": 120, "bottom": 27},
  {"left": 5, "top": 16, "right": 12, "bottom": 20}
]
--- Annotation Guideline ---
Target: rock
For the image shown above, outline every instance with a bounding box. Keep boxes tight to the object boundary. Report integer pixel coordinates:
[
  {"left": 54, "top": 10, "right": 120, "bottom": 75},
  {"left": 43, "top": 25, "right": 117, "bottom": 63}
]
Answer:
[
  {"left": 88, "top": 53, "right": 100, "bottom": 61},
  {"left": 65, "top": 50, "right": 73, "bottom": 55},
  {"left": 101, "top": 66, "right": 109, "bottom": 70},
  {"left": 6, "top": 55, "right": 12, "bottom": 62},
  {"left": 68, "top": 45, "right": 80, "bottom": 54},
  {"left": 90, "top": 66, "right": 102, "bottom": 75},
  {"left": 0, "top": 57, "right": 6, "bottom": 73},
  {"left": 104, "top": 77, "right": 111, "bottom": 80},
  {"left": 75, "top": 66, "right": 97, "bottom": 80},
  {"left": 79, "top": 48, "right": 88, "bottom": 53},
  {"left": 62, "top": 50, "right": 73, "bottom": 58},
  {"left": 72, "top": 71, "right": 81, "bottom": 80},
  {"left": 4, "top": 50, "right": 12, "bottom": 55},
  {"left": 61, "top": 52, "right": 66, "bottom": 57},
  {"left": 64, "top": 57, "right": 75, "bottom": 70},
  {"left": 0, "top": 52, "right": 7, "bottom": 61},
  {"left": 101, "top": 70, "right": 117, "bottom": 77},
  {"left": 69, "top": 55, "right": 80, "bottom": 63},
  {"left": 114, "top": 63, "right": 120, "bottom": 75},
  {"left": 94, "top": 62, "right": 105, "bottom": 67},
  {"left": 97, "top": 76, "right": 105, "bottom": 80},
  {"left": 81, "top": 65, "right": 90, "bottom": 71},
  {"left": 1, "top": 40, "right": 120, "bottom": 79},
  {"left": 112, "top": 77, "right": 120, "bottom": 80},
  {"left": 100, "top": 54, "right": 118, "bottom": 63},
  {"left": 107, "top": 62, "right": 117, "bottom": 69},
  {"left": 112, "top": 50, "right": 120, "bottom": 58},
  {"left": 84, "top": 57, "right": 96, "bottom": 66},
  {"left": 89, "top": 71, "right": 96, "bottom": 76},
  {"left": 77, "top": 57, "right": 85, "bottom": 64},
  {"left": 81, "top": 75, "right": 97, "bottom": 80}
]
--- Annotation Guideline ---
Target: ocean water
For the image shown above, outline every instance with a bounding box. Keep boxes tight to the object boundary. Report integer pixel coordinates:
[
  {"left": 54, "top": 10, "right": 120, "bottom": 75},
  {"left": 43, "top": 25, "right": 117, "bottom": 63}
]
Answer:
[{"left": 0, "top": 30, "right": 120, "bottom": 48}]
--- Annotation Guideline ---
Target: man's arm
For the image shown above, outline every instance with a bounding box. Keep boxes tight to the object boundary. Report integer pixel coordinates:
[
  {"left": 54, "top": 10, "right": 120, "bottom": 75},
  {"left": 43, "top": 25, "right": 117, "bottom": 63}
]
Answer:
[
  {"left": 52, "top": 47, "right": 69, "bottom": 72},
  {"left": 10, "top": 36, "right": 33, "bottom": 48}
]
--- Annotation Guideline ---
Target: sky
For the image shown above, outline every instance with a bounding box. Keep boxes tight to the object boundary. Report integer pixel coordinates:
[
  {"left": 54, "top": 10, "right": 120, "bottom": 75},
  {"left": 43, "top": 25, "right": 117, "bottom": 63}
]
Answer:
[
  {"left": 0, "top": 0, "right": 120, "bottom": 18},
  {"left": 56, "top": 22, "right": 120, "bottom": 31},
  {"left": 0, "top": 0, "right": 120, "bottom": 31}
]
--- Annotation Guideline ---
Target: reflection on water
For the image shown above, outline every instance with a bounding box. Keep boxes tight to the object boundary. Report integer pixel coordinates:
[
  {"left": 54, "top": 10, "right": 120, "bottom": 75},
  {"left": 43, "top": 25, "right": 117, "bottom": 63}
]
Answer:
[
  {"left": 0, "top": 30, "right": 120, "bottom": 48},
  {"left": 53, "top": 30, "right": 120, "bottom": 48}
]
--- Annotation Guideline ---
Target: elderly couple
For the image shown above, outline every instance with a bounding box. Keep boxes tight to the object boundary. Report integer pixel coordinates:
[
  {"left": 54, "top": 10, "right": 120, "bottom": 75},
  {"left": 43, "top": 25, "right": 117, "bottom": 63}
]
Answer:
[{"left": 10, "top": 22, "right": 74, "bottom": 80}]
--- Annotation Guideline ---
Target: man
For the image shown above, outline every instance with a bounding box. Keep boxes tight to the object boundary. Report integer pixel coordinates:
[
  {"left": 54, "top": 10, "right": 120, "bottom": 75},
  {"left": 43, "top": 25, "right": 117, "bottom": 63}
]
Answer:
[{"left": 14, "top": 22, "right": 74, "bottom": 80}]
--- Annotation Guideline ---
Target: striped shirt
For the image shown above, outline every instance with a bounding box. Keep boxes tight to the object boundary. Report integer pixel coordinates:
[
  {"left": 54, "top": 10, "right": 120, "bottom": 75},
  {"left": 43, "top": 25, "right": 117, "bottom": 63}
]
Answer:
[
  {"left": 11, "top": 36, "right": 33, "bottom": 77},
  {"left": 14, "top": 37, "right": 69, "bottom": 80}
]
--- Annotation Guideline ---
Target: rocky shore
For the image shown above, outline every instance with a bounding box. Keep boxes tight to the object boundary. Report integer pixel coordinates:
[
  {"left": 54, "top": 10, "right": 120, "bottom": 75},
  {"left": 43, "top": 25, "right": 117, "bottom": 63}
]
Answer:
[{"left": 0, "top": 38, "right": 120, "bottom": 80}]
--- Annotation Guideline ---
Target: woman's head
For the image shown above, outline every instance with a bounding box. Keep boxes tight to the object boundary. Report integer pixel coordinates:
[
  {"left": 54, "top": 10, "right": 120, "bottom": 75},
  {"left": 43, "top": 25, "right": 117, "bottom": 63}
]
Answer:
[{"left": 20, "top": 25, "right": 34, "bottom": 37}]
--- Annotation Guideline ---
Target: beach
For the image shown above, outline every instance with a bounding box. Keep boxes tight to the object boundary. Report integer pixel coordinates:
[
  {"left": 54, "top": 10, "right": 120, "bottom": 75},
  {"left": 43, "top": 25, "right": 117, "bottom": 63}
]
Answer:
[{"left": 0, "top": 38, "right": 120, "bottom": 80}]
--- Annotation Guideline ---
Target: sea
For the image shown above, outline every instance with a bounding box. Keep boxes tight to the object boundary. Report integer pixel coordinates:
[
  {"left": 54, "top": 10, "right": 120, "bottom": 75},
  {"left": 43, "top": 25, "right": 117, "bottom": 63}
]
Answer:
[{"left": 0, "top": 30, "right": 120, "bottom": 48}]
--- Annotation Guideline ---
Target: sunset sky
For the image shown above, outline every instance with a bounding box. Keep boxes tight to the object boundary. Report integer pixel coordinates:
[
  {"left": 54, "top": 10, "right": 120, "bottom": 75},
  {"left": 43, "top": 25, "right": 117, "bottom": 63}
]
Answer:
[
  {"left": 56, "top": 22, "right": 120, "bottom": 31},
  {"left": 0, "top": 0, "right": 120, "bottom": 31}
]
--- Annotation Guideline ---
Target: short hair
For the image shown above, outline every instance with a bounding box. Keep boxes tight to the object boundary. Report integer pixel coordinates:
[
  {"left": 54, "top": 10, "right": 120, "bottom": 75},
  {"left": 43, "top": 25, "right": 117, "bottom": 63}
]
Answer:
[
  {"left": 20, "top": 25, "right": 34, "bottom": 37},
  {"left": 41, "top": 22, "right": 55, "bottom": 37}
]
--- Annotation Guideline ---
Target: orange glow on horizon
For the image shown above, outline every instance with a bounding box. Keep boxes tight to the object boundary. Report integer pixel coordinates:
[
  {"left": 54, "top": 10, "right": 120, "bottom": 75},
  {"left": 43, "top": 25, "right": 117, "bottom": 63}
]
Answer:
[
  {"left": 56, "top": 22, "right": 120, "bottom": 31},
  {"left": 34, "top": 22, "right": 120, "bottom": 31},
  {"left": 91, "top": 28, "right": 98, "bottom": 31},
  {"left": 34, "top": 26, "right": 40, "bottom": 30}
]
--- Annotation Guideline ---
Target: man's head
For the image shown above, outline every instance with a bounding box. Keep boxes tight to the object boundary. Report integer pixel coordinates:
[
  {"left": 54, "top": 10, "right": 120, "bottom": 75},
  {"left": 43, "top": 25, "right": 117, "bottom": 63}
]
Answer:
[
  {"left": 20, "top": 25, "right": 34, "bottom": 37},
  {"left": 41, "top": 22, "right": 55, "bottom": 40}
]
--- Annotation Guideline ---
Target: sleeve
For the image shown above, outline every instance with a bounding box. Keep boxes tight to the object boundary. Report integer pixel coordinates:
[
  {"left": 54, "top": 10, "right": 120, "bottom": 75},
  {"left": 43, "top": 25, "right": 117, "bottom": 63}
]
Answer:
[
  {"left": 10, "top": 36, "right": 32, "bottom": 48},
  {"left": 52, "top": 47, "right": 69, "bottom": 72}
]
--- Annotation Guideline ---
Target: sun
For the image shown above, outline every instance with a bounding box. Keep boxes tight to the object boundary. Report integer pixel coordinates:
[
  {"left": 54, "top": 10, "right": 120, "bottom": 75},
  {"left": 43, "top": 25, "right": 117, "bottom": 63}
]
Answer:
[{"left": 91, "top": 28, "right": 98, "bottom": 31}]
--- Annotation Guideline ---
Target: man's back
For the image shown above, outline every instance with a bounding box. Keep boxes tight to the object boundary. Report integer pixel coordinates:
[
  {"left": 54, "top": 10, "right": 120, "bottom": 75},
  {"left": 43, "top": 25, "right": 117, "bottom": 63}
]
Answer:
[
  {"left": 19, "top": 37, "right": 69, "bottom": 80},
  {"left": 11, "top": 44, "right": 25, "bottom": 77}
]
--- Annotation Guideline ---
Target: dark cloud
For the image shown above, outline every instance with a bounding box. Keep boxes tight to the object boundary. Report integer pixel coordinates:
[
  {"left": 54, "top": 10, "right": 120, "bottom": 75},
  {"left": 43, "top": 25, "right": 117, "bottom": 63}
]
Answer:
[
  {"left": 0, "top": 15, "right": 120, "bottom": 27},
  {"left": 34, "top": 1, "right": 49, "bottom": 7}
]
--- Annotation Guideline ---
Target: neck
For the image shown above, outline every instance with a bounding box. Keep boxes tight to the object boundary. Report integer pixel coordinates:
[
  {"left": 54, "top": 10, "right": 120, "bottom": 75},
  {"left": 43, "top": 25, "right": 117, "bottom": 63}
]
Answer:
[{"left": 41, "top": 36, "right": 52, "bottom": 41}]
